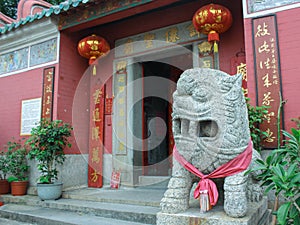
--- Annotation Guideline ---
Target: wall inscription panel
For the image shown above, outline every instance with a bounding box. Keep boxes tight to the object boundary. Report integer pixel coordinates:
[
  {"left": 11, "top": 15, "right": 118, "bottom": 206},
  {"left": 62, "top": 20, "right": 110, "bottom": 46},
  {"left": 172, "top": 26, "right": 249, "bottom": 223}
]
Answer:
[{"left": 253, "top": 15, "right": 283, "bottom": 148}]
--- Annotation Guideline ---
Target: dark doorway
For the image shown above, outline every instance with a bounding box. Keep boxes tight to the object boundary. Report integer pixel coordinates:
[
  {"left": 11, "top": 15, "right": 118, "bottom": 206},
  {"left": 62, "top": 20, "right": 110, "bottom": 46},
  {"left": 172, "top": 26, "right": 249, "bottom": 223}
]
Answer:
[{"left": 142, "top": 61, "right": 182, "bottom": 176}]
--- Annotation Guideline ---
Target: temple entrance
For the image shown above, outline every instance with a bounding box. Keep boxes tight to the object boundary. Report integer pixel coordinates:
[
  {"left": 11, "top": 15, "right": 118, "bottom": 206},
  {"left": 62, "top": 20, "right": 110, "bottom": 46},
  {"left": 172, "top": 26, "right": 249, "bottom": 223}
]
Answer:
[
  {"left": 142, "top": 60, "right": 188, "bottom": 176},
  {"left": 113, "top": 46, "right": 193, "bottom": 186}
]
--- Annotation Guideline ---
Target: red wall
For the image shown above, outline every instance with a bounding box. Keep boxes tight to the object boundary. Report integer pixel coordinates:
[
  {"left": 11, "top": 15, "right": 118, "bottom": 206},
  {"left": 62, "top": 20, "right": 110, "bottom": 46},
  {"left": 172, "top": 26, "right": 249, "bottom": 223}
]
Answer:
[
  {"left": 58, "top": 33, "right": 90, "bottom": 154},
  {"left": 244, "top": 7, "right": 300, "bottom": 132},
  {"left": 0, "top": 67, "right": 46, "bottom": 148}
]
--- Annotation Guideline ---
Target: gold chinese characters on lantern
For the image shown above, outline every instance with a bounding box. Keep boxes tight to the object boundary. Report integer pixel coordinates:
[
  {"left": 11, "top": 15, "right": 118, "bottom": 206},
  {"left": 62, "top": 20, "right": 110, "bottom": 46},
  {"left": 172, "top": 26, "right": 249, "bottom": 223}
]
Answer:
[
  {"left": 77, "top": 34, "right": 110, "bottom": 75},
  {"left": 192, "top": 4, "right": 232, "bottom": 52}
]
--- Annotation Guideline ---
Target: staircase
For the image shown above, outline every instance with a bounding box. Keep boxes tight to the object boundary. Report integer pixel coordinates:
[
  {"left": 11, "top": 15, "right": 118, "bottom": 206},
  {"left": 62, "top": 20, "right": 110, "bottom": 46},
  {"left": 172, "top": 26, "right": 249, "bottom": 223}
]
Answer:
[{"left": 0, "top": 185, "right": 167, "bottom": 225}]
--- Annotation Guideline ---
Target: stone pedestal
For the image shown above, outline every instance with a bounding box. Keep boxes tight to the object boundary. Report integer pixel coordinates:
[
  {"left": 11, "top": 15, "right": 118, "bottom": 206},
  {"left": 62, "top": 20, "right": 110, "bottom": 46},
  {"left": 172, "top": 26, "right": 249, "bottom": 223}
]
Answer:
[{"left": 157, "top": 197, "right": 270, "bottom": 225}]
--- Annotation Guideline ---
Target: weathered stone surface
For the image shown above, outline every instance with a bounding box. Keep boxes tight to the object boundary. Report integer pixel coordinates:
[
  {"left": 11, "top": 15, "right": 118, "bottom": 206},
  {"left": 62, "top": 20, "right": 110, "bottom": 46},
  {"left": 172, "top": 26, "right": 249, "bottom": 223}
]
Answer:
[
  {"left": 157, "top": 197, "right": 269, "bottom": 225},
  {"left": 159, "top": 68, "right": 264, "bottom": 222}
]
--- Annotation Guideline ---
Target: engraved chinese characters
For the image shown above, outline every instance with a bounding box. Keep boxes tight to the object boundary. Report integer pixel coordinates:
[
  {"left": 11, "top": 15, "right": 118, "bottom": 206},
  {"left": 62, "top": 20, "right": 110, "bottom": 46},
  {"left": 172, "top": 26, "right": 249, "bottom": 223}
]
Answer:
[{"left": 253, "top": 16, "right": 282, "bottom": 148}]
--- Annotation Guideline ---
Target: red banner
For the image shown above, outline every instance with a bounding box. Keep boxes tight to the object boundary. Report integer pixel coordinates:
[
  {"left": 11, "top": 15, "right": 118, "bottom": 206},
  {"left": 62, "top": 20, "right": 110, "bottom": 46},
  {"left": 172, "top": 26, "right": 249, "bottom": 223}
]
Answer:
[
  {"left": 253, "top": 15, "right": 283, "bottom": 148},
  {"left": 41, "top": 67, "right": 55, "bottom": 120},
  {"left": 88, "top": 86, "right": 105, "bottom": 187}
]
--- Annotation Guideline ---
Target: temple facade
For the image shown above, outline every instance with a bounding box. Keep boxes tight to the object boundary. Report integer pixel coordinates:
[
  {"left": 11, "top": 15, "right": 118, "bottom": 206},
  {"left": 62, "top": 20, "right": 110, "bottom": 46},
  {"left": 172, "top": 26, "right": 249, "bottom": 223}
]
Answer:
[{"left": 0, "top": 0, "right": 299, "bottom": 191}]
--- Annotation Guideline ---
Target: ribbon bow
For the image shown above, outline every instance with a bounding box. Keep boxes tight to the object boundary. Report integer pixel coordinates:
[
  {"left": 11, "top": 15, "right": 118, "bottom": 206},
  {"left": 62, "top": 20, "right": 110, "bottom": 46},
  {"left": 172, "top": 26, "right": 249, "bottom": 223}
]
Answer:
[{"left": 173, "top": 140, "right": 252, "bottom": 206}]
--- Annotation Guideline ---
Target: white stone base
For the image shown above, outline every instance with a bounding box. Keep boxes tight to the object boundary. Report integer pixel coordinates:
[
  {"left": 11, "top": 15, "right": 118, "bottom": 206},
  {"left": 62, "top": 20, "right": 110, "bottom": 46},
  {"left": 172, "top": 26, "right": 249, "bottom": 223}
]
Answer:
[{"left": 157, "top": 197, "right": 270, "bottom": 225}]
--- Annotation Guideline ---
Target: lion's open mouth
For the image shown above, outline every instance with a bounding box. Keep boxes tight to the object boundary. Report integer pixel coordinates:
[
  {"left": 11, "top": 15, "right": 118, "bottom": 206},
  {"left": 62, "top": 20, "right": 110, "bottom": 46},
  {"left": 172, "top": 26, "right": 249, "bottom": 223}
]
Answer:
[{"left": 173, "top": 119, "right": 218, "bottom": 138}]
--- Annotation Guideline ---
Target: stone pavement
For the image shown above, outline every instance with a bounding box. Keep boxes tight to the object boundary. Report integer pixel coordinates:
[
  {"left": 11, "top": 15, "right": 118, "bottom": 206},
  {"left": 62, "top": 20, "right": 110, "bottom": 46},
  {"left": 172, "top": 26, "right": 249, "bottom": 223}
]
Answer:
[
  {"left": 0, "top": 185, "right": 271, "bottom": 225},
  {"left": 0, "top": 185, "right": 165, "bottom": 225}
]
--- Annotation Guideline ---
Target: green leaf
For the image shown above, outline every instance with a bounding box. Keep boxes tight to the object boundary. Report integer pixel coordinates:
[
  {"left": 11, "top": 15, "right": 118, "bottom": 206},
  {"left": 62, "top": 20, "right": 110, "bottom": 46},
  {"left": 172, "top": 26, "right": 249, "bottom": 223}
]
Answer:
[{"left": 277, "top": 202, "right": 291, "bottom": 225}]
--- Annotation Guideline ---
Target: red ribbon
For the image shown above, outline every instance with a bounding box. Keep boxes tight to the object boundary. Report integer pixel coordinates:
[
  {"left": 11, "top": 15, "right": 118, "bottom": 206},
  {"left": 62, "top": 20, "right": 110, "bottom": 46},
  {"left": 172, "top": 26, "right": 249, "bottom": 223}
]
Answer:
[{"left": 173, "top": 140, "right": 253, "bottom": 206}]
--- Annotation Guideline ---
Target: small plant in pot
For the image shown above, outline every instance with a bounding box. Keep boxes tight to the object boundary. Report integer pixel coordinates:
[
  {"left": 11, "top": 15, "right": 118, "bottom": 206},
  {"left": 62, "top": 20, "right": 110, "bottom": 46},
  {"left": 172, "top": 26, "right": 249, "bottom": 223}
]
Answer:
[
  {"left": 27, "top": 119, "right": 72, "bottom": 200},
  {"left": 0, "top": 150, "right": 10, "bottom": 194},
  {"left": 6, "top": 139, "right": 30, "bottom": 196}
]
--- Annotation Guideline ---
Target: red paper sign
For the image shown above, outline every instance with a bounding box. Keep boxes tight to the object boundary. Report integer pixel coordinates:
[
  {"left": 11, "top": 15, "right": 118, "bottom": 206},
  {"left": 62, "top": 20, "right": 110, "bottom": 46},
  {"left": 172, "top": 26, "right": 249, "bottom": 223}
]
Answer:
[
  {"left": 253, "top": 15, "right": 283, "bottom": 148},
  {"left": 110, "top": 171, "right": 121, "bottom": 189},
  {"left": 105, "top": 97, "right": 113, "bottom": 115}
]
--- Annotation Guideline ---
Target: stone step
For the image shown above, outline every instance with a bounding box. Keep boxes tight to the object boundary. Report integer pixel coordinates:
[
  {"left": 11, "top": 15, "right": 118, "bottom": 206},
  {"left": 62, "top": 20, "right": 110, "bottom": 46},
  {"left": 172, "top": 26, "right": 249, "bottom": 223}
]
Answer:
[
  {"left": 0, "top": 203, "right": 153, "bottom": 225},
  {"left": 0, "top": 194, "right": 158, "bottom": 224},
  {"left": 138, "top": 176, "right": 170, "bottom": 188},
  {"left": 62, "top": 187, "right": 165, "bottom": 207},
  {"left": 0, "top": 217, "right": 36, "bottom": 225}
]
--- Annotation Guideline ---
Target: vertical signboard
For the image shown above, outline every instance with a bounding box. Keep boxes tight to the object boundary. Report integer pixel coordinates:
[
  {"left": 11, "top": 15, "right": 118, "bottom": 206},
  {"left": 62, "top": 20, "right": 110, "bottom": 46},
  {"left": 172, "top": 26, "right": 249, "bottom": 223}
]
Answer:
[
  {"left": 114, "top": 60, "right": 127, "bottom": 155},
  {"left": 41, "top": 67, "right": 55, "bottom": 120},
  {"left": 253, "top": 15, "right": 283, "bottom": 148},
  {"left": 88, "top": 86, "right": 105, "bottom": 187}
]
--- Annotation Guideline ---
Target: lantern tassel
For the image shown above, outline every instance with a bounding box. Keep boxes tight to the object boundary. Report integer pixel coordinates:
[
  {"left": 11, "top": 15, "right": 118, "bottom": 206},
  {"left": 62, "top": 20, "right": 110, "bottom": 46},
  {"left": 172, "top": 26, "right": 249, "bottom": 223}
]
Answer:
[
  {"left": 213, "top": 41, "right": 218, "bottom": 53},
  {"left": 93, "top": 65, "right": 96, "bottom": 76}
]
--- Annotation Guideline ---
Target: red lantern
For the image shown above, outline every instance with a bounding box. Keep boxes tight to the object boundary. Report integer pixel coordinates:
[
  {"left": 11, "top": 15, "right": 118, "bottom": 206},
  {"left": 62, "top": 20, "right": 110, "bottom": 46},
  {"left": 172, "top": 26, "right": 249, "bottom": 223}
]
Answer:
[
  {"left": 193, "top": 4, "right": 232, "bottom": 52},
  {"left": 77, "top": 34, "right": 110, "bottom": 75}
]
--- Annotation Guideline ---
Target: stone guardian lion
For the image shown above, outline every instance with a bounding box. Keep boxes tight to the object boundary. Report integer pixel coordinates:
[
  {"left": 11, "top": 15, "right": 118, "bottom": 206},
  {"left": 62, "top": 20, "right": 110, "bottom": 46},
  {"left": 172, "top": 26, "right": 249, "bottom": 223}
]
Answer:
[{"left": 160, "top": 68, "right": 262, "bottom": 218}]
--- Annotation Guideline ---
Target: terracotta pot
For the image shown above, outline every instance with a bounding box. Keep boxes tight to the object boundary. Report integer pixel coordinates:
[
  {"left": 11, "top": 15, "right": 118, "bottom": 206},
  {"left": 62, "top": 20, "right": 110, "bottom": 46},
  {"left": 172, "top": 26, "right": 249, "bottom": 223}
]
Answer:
[
  {"left": 11, "top": 181, "right": 28, "bottom": 196},
  {"left": 0, "top": 179, "right": 10, "bottom": 194}
]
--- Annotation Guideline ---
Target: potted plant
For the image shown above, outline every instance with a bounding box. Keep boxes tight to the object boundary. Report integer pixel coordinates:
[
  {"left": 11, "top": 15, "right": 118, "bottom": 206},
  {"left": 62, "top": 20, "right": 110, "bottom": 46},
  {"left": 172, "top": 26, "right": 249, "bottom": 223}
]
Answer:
[
  {"left": 27, "top": 119, "right": 72, "bottom": 200},
  {"left": 0, "top": 150, "right": 10, "bottom": 194},
  {"left": 6, "top": 139, "right": 30, "bottom": 196}
]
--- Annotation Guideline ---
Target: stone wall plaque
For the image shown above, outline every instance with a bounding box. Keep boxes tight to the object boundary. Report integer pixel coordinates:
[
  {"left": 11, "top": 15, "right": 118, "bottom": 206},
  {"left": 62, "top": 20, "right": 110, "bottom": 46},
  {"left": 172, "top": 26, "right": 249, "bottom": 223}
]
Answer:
[{"left": 20, "top": 98, "right": 41, "bottom": 135}]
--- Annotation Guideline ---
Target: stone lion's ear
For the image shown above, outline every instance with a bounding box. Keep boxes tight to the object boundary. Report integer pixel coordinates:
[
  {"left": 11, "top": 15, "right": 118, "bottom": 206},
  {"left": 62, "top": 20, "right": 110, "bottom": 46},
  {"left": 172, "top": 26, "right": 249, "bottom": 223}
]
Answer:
[{"left": 234, "top": 73, "right": 243, "bottom": 87}]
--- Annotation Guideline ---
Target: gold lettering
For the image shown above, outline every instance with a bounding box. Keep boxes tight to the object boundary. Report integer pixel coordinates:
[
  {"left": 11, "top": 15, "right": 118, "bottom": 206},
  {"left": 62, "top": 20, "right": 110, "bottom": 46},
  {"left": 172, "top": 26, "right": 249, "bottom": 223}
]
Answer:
[
  {"left": 118, "top": 76, "right": 125, "bottom": 83},
  {"left": 198, "top": 41, "right": 212, "bottom": 54},
  {"left": 46, "top": 74, "right": 52, "bottom": 82},
  {"left": 264, "top": 111, "right": 275, "bottom": 123},
  {"left": 91, "top": 147, "right": 100, "bottom": 163},
  {"left": 92, "top": 126, "right": 100, "bottom": 140},
  {"left": 144, "top": 33, "right": 155, "bottom": 48},
  {"left": 124, "top": 39, "right": 133, "bottom": 55},
  {"left": 264, "top": 128, "right": 275, "bottom": 143},
  {"left": 93, "top": 108, "right": 101, "bottom": 122},
  {"left": 202, "top": 60, "right": 211, "bottom": 68},
  {"left": 93, "top": 89, "right": 102, "bottom": 104},
  {"left": 262, "top": 92, "right": 274, "bottom": 105},
  {"left": 118, "top": 98, "right": 125, "bottom": 105},
  {"left": 117, "top": 61, "right": 127, "bottom": 72},
  {"left": 119, "top": 143, "right": 125, "bottom": 151},
  {"left": 45, "top": 108, "right": 50, "bottom": 115},
  {"left": 45, "top": 95, "right": 51, "bottom": 105},
  {"left": 195, "top": 10, "right": 208, "bottom": 24},
  {"left": 237, "top": 63, "right": 247, "bottom": 81},
  {"left": 91, "top": 169, "right": 99, "bottom": 183},
  {"left": 258, "top": 41, "right": 270, "bottom": 53},
  {"left": 187, "top": 24, "right": 200, "bottom": 38},
  {"left": 166, "top": 27, "right": 180, "bottom": 43},
  {"left": 262, "top": 73, "right": 272, "bottom": 88},
  {"left": 259, "top": 58, "right": 270, "bottom": 69},
  {"left": 255, "top": 22, "right": 270, "bottom": 37},
  {"left": 45, "top": 85, "right": 52, "bottom": 93},
  {"left": 118, "top": 86, "right": 125, "bottom": 93}
]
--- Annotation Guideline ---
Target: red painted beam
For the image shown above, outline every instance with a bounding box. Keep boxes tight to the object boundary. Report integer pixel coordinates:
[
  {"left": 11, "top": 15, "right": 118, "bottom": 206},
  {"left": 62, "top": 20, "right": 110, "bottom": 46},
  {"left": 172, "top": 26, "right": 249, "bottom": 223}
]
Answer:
[{"left": 63, "top": 0, "right": 182, "bottom": 32}]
